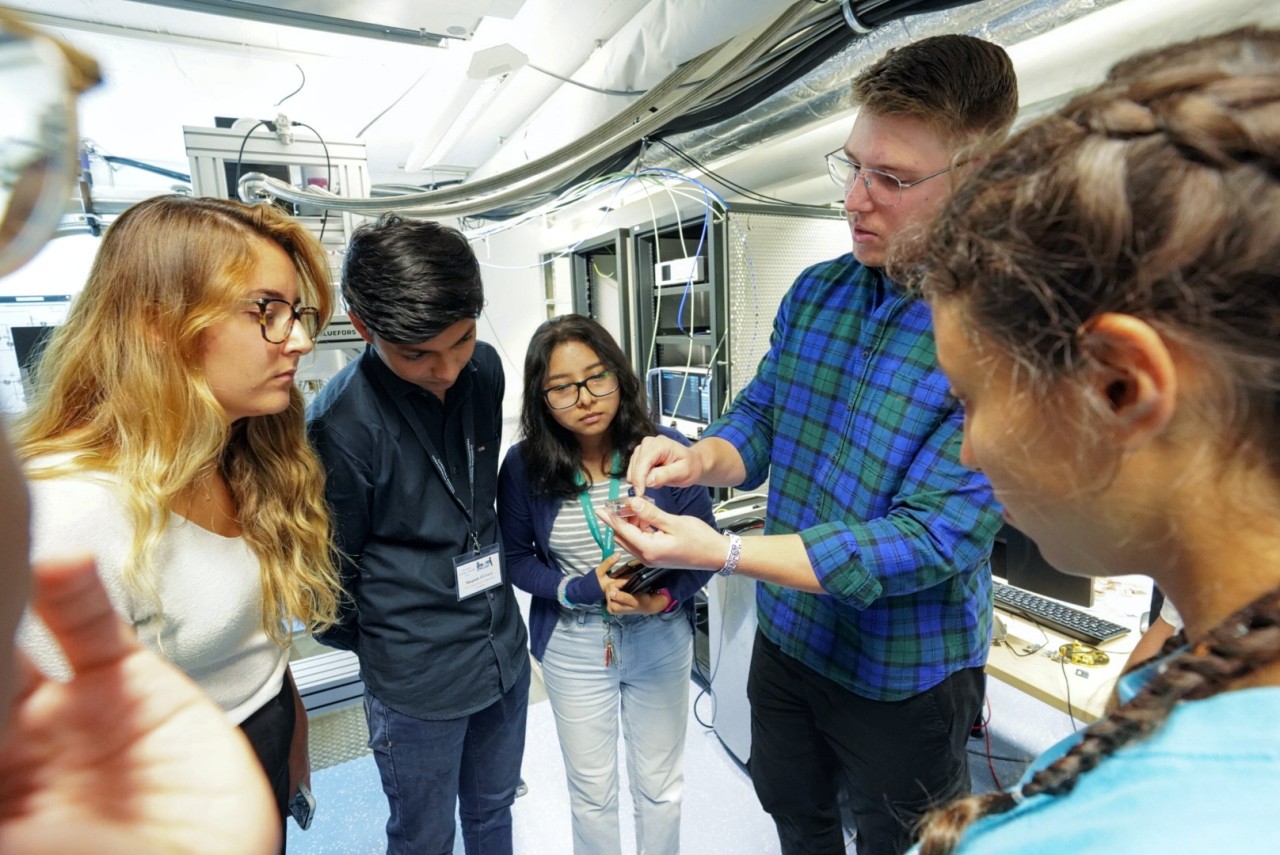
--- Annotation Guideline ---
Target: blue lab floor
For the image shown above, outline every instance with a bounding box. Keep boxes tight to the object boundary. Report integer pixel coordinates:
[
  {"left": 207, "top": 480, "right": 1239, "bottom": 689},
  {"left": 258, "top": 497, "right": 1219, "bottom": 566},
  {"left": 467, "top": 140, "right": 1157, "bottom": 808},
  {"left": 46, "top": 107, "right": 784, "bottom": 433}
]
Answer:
[
  {"left": 289, "top": 680, "right": 782, "bottom": 854},
  {"left": 288, "top": 669, "right": 1073, "bottom": 855}
]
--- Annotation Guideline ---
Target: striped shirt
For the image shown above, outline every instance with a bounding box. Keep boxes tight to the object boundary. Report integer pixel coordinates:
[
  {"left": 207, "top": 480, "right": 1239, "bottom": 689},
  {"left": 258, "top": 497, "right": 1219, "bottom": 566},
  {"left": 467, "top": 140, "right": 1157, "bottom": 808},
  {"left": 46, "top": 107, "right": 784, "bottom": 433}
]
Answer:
[
  {"left": 547, "top": 480, "right": 634, "bottom": 582},
  {"left": 704, "top": 255, "right": 1001, "bottom": 701}
]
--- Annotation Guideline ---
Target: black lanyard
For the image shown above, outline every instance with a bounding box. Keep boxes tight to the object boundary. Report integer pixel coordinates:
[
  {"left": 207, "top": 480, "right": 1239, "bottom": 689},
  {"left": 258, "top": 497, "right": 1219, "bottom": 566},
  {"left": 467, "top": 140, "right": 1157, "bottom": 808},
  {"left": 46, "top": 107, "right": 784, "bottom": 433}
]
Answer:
[{"left": 372, "top": 362, "right": 481, "bottom": 553}]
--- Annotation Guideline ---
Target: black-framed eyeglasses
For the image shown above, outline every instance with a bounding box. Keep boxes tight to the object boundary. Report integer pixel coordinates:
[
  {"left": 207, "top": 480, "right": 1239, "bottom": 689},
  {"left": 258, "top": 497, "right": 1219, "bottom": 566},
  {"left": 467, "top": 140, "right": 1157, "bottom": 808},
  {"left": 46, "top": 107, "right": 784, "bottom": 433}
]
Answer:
[
  {"left": 542, "top": 370, "right": 619, "bottom": 410},
  {"left": 243, "top": 298, "right": 320, "bottom": 344},
  {"left": 824, "top": 149, "right": 956, "bottom": 207}
]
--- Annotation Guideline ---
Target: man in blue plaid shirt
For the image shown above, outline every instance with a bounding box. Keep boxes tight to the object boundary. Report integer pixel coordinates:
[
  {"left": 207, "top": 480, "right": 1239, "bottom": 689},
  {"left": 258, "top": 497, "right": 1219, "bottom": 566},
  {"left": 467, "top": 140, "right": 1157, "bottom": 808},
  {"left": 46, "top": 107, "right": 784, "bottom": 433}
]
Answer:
[{"left": 608, "top": 35, "right": 1014, "bottom": 855}]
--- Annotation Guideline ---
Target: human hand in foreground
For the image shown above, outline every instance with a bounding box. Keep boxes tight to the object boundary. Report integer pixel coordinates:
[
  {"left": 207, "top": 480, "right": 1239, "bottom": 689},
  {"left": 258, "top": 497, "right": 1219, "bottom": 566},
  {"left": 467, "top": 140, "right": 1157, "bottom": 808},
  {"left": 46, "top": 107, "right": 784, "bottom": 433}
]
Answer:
[
  {"left": 592, "top": 553, "right": 624, "bottom": 592},
  {"left": 603, "top": 587, "right": 674, "bottom": 616},
  {"left": 0, "top": 557, "right": 279, "bottom": 855},
  {"left": 600, "top": 575, "right": 674, "bottom": 617},
  {"left": 626, "top": 435, "right": 704, "bottom": 497},
  {"left": 599, "top": 497, "right": 727, "bottom": 573},
  {"left": 592, "top": 554, "right": 666, "bottom": 614}
]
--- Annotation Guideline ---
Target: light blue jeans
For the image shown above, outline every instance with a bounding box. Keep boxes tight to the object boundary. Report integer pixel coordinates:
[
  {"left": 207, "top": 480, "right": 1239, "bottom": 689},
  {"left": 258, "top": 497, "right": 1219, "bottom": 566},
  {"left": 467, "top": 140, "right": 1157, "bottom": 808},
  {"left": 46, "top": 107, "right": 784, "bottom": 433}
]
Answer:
[{"left": 540, "top": 607, "right": 693, "bottom": 855}]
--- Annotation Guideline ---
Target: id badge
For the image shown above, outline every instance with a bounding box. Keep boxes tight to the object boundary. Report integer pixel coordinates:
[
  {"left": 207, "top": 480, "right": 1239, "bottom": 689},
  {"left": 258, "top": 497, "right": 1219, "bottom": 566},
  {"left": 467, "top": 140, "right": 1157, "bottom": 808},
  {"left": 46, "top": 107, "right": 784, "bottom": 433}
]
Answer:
[{"left": 454, "top": 543, "right": 502, "bottom": 600}]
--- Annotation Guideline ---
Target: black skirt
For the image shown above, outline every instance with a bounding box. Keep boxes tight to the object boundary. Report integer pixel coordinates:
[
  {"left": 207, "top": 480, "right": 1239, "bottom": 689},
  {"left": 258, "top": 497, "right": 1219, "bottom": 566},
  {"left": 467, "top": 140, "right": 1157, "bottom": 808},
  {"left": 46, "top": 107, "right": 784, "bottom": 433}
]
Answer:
[{"left": 238, "top": 676, "right": 295, "bottom": 851}]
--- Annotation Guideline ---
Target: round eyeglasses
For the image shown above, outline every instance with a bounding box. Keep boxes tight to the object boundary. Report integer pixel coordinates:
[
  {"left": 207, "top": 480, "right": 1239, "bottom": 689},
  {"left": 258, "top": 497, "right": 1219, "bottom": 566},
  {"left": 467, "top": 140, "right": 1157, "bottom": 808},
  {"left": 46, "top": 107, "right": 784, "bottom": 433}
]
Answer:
[
  {"left": 824, "top": 149, "right": 956, "bottom": 208},
  {"left": 243, "top": 298, "right": 321, "bottom": 343},
  {"left": 543, "top": 370, "right": 619, "bottom": 409}
]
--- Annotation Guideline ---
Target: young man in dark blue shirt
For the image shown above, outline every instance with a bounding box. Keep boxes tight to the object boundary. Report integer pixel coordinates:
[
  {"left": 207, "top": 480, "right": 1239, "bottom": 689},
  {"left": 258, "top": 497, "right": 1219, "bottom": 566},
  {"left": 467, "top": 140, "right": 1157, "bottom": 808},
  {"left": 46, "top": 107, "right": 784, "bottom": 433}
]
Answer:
[{"left": 307, "top": 216, "right": 529, "bottom": 855}]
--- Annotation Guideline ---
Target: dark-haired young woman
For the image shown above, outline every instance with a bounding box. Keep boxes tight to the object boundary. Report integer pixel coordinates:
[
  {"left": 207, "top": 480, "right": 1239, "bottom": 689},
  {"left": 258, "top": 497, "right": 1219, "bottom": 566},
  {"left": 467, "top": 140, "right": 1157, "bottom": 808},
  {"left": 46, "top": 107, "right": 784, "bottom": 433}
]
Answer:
[{"left": 498, "top": 315, "right": 715, "bottom": 854}]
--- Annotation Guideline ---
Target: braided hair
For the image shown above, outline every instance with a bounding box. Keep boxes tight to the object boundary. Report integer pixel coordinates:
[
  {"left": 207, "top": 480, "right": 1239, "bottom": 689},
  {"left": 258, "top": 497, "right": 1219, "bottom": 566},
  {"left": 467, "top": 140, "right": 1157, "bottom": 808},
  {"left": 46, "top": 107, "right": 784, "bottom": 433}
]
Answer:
[
  {"left": 918, "top": 588, "right": 1280, "bottom": 854},
  {"left": 911, "top": 27, "right": 1280, "bottom": 855}
]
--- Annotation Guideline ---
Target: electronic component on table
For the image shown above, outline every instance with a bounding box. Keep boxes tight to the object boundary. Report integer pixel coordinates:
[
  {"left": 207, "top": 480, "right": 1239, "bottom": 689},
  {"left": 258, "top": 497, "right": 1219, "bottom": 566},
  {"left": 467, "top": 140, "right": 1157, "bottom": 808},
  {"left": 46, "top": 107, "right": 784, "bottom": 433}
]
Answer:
[{"left": 993, "top": 581, "right": 1130, "bottom": 646}]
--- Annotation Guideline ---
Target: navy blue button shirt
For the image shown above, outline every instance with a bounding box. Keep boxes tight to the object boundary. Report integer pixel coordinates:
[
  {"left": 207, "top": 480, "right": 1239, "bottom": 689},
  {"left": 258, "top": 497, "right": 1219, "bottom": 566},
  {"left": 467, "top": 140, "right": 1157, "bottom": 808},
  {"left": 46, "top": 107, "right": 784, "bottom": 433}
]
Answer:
[{"left": 306, "top": 343, "right": 528, "bottom": 719}]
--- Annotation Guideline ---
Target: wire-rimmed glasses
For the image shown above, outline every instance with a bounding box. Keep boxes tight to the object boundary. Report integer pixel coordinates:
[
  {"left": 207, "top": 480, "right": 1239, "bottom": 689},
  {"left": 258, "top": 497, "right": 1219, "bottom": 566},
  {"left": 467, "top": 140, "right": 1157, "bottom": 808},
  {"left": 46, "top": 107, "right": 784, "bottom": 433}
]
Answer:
[
  {"left": 825, "top": 149, "right": 956, "bottom": 207},
  {"left": 243, "top": 298, "right": 320, "bottom": 343},
  {"left": 543, "top": 370, "right": 619, "bottom": 409}
]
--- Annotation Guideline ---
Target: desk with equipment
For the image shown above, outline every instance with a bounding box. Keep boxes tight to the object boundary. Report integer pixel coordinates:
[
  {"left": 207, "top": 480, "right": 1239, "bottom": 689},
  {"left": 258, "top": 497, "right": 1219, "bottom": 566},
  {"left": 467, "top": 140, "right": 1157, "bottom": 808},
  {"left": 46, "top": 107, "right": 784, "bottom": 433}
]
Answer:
[{"left": 984, "top": 525, "right": 1150, "bottom": 723}]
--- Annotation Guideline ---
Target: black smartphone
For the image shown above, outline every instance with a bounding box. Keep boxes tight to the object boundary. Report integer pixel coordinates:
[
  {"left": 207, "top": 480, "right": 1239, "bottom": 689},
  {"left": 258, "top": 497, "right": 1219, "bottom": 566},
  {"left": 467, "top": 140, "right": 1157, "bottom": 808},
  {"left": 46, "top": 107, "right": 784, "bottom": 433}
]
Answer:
[
  {"left": 606, "top": 557, "right": 645, "bottom": 579},
  {"left": 289, "top": 781, "right": 316, "bottom": 831},
  {"left": 621, "top": 565, "right": 677, "bottom": 595}
]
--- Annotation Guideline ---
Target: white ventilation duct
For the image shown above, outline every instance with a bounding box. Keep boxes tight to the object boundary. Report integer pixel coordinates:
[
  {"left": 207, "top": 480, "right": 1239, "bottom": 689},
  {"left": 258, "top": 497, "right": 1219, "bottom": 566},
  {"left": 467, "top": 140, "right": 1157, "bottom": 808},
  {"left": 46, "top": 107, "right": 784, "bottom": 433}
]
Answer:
[
  {"left": 245, "top": 0, "right": 1277, "bottom": 219},
  {"left": 471, "top": 0, "right": 798, "bottom": 179},
  {"left": 640, "top": 0, "right": 1280, "bottom": 188}
]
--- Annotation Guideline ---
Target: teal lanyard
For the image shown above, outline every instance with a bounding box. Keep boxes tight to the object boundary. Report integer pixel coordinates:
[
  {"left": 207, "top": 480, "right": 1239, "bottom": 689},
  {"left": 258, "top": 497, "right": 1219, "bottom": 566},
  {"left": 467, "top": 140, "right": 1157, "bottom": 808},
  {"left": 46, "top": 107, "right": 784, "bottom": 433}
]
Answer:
[{"left": 575, "top": 451, "right": 621, "bottom": 559}]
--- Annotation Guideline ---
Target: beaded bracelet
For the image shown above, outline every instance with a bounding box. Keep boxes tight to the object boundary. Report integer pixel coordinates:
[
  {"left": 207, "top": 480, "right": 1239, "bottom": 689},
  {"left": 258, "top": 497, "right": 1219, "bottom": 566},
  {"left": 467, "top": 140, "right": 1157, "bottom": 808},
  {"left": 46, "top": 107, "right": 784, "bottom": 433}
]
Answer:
[
  {"left": 556, "top": 575, "right": 574, "bottom": 609},
  {"left": 718, "top": 532, "right": 743, "bottom": 577}
]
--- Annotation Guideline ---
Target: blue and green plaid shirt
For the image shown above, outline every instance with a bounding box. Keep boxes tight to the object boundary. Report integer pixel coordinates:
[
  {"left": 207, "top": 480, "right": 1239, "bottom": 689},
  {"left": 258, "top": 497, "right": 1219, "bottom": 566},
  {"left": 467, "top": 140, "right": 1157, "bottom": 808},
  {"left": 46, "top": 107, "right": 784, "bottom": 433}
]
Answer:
[{"left": 705, "top": 254, "right": 1001, "bottom": 701}]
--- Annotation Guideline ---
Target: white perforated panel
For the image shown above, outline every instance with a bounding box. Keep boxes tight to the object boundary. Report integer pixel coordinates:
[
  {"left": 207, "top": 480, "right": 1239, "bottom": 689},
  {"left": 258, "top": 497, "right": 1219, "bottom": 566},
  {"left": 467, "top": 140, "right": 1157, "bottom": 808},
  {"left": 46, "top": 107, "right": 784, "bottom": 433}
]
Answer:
[{"left": 725, "top": 209, "right": 850, "bottom": 405}]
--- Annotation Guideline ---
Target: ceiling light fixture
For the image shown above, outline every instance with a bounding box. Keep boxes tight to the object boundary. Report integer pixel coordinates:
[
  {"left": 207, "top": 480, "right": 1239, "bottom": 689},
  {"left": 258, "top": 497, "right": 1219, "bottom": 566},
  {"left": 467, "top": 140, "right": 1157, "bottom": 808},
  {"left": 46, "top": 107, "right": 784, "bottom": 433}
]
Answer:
[{"left": 407, "top": 43, "right": 529, "bottom": 171}]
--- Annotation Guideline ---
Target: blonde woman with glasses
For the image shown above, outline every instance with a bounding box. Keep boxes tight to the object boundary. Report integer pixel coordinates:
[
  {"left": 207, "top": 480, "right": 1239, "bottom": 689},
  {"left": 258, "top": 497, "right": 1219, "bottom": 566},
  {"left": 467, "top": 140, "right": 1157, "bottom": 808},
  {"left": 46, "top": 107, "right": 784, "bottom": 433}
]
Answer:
[{"left": 15, "top": 193, "right": 341, "bottom": 851}]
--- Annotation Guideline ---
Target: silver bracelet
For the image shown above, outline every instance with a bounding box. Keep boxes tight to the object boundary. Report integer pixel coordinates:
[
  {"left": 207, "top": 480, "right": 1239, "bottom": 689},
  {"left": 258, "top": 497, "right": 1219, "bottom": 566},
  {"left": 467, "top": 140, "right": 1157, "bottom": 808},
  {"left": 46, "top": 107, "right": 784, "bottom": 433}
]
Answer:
[
  {"left": 718, "top": 532, "right": 742, "bottom": 577},
  {"left": 556, "top": 575, "right": 574, "bottom": 608}
]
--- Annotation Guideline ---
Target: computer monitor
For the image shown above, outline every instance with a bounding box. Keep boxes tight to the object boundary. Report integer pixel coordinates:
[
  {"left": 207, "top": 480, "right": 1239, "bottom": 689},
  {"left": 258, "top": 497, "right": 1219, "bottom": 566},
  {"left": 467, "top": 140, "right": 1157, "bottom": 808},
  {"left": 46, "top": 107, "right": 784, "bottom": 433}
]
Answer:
[
  {"left": 991, "top": 522, "right": 1094, "bottom": 607},
  {"left": 11, "top": 324, "right": 57, "bottom": 374},
  {"left": 647, "top": 366, "right": 713, "bottom": 440}
]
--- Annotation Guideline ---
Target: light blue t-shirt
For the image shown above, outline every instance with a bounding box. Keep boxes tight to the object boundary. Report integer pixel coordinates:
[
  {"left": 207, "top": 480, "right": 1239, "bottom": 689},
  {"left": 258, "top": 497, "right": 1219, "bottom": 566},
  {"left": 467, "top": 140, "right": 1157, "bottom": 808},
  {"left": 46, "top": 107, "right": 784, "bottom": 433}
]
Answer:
[{"left": 911, "top": 655, "right": 1280, "bottom": 853}]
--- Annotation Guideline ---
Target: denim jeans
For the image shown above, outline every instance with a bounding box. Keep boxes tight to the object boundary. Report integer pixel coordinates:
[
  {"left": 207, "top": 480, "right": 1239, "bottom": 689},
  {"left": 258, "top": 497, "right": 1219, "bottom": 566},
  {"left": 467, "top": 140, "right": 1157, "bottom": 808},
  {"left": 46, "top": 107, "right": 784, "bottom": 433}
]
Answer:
[
  {"left": 540, "top": 607, "right": 693, "bottom": 855},
  {"left": 363, "top": 663, "right": 530, "bottom": 855}
]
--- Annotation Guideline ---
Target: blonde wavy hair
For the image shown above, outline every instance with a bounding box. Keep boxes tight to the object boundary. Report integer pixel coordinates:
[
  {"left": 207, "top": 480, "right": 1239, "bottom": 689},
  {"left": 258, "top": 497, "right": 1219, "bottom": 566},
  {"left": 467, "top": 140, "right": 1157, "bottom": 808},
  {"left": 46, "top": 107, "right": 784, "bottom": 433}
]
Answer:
[{"left": 17, "top": 194, "right": 340, "bottom": 644}]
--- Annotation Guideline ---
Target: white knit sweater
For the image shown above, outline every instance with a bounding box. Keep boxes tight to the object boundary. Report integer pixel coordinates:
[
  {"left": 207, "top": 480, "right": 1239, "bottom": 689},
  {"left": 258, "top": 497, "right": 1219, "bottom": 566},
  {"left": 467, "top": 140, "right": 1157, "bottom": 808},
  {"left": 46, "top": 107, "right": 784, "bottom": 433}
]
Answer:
[{"left": 18, "top": 463, "right": 287, "bottom": 724}]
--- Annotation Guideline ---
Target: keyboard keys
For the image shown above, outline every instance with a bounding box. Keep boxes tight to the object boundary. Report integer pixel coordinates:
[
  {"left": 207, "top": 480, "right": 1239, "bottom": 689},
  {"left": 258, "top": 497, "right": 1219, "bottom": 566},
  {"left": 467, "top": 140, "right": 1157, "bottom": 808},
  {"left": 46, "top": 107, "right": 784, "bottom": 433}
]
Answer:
[{"left": 992, "top": 582, "right": 1130, "bottom": 646}]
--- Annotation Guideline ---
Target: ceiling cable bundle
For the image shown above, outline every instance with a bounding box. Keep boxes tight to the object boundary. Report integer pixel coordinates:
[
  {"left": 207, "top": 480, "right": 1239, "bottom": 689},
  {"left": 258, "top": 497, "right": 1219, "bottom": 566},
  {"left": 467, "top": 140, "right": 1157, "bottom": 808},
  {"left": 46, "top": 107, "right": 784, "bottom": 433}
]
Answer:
[{"left": 239, "top": 0, "right": 860, "bottom": 221}]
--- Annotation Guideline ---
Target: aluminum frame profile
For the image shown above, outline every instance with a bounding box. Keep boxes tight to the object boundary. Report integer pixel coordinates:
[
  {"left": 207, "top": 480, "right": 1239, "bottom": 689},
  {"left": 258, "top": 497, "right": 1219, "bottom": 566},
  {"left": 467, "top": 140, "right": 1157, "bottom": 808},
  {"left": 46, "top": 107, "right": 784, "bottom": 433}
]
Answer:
[{"left": 128, "top": 0, "right": 452, "bottom": 47}]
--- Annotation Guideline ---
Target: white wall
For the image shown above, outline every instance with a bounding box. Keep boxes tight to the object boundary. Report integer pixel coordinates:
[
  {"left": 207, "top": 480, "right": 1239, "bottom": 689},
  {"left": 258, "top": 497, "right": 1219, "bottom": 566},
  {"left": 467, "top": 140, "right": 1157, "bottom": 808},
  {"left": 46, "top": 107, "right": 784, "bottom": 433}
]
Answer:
[{"left": 465, "top": 218, "right": 553, "bottom": 452}]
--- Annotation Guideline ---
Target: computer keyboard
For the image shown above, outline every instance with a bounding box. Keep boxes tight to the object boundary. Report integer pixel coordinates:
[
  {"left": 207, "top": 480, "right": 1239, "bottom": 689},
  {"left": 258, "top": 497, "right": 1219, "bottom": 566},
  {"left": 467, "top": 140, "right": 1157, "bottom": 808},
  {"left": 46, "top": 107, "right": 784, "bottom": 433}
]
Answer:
[{"left": 992, "top": 582, "right": 1131, "bottom": 646}]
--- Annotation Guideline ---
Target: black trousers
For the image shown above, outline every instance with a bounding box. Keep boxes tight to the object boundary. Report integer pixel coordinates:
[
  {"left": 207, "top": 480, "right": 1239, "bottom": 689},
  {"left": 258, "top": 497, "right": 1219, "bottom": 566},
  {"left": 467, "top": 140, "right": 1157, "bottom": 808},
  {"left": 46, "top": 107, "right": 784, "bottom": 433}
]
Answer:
[
  {"left": 747, "top": 630, "right": 984, "bottom": 855},
  {"left": 239, "top": 677, "right": 296, "bottom": 853}
]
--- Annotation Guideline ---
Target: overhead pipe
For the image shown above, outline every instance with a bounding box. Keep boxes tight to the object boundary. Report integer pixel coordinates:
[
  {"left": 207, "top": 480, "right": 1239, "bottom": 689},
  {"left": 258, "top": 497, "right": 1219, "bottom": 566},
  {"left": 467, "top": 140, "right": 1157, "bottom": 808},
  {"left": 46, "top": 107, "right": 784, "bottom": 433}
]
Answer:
[
  {"left": 643, "top": 0, "right": 1131, "bottom": 177},
  {"left": 240, "top": 0, "right": 828, "bottom": 217}
]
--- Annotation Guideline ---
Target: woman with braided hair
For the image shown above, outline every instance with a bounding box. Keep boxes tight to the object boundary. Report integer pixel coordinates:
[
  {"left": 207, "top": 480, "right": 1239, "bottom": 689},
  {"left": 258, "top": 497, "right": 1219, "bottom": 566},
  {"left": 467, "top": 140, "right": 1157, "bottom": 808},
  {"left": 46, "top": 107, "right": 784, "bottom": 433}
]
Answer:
[{"left": 908, "top": 26, "right": 1280, "bottom": 855}]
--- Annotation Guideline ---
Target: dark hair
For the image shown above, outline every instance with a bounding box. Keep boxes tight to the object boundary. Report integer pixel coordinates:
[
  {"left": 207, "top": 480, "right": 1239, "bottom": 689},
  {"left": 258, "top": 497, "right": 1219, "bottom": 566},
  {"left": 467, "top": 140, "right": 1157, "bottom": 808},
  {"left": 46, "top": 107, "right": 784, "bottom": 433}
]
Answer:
[
  {"left": 913, "top": 27, "right": 1280, "bottom": 855},
  {"left": 851, "top": 34, "right": 1018, "bottom": 151},
  {"left": 518, "top": 314, "right": 655, "bottom": 499},
  {"left": 341, "top": 214, "right": 483, "bottom": 343}
]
